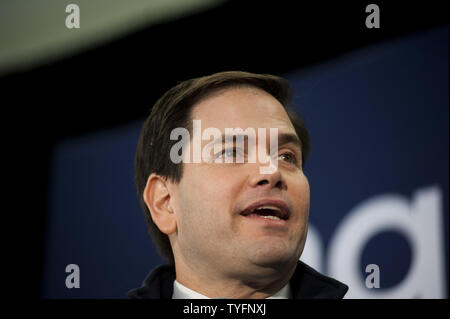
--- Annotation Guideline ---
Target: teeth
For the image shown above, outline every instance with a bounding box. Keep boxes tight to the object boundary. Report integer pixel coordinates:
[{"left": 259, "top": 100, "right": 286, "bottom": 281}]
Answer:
[
  {"left": 255, "top": 206, "right": 280, "bottom": 211},
  {"left": 259, "top": 215, "right": 281, "bottom": 220}
]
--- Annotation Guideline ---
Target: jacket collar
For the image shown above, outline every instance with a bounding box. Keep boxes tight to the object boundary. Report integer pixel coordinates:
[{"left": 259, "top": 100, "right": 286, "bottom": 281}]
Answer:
[{"left": 128, "top": 260, "right": 348, "bottom": 299}]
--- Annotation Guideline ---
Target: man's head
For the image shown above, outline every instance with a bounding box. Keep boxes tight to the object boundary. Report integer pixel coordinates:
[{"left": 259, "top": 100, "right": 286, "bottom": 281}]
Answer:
[{"left": 135, "top": 71, "right": 311, "bottom": 277}]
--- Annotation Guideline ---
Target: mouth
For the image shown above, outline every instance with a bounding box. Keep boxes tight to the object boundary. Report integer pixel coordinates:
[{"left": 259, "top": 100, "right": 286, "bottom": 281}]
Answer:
[{"left": 240, "top": 199, "right": 290, "bottom": 222}]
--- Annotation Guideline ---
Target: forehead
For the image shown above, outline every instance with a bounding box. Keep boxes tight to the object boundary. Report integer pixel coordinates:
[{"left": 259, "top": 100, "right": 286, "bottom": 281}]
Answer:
[{"left": 191, "top": 87, "right": 295, "bottom": 133}]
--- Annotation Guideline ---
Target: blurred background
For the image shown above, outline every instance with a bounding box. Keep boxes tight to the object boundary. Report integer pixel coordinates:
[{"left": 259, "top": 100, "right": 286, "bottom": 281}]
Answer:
[{"left": 1, "top": 0, "right": 447, "bottom": 299}]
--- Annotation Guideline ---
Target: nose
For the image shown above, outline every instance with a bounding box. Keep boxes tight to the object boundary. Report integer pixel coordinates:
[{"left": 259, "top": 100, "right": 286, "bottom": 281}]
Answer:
[{"left": 248, "top": 165, "right": 286, "bottom": 190}]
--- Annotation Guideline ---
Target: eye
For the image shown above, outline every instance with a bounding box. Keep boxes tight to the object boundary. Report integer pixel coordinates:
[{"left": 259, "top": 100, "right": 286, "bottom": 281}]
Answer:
[
  {"left": 214, "top": 147, "right": 241, "bottom": 160},
  {"left": 279, "top": 152, "right": 298, "bottom": 165},
  {"left": 224, "top": 148, "right": 236, "bottom": 158}
]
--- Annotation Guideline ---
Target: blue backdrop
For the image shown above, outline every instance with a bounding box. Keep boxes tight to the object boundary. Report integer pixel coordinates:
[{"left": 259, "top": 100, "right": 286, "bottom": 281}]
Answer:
[{"left": 42, "top": 26, "right": 449, "bottom": 298}]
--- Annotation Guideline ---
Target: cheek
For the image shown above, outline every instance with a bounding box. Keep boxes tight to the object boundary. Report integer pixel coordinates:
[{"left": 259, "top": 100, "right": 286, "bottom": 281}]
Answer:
[
  {"left": 176, "top": 165, "right": 244, "bottom": 229},
  {"left": 186, "top": 164, "right": 245, "bottom": 200},
  {"left": 290, "top": 174, "right": 310, "bottom": 220}
]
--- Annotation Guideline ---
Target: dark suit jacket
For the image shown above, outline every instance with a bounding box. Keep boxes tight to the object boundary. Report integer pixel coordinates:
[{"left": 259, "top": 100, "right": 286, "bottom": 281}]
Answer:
[{"left": 128, "top": 261, "right": 348, "bottom": 299}]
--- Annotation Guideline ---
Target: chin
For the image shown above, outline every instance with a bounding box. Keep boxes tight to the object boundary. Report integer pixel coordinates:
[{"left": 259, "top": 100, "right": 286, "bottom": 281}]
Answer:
[{"left": 246, "top": 240, "right": 297, "bottom": 269}]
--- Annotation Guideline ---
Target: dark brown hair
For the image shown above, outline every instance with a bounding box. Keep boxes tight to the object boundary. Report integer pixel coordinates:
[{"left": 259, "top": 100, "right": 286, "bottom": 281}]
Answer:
[{"left": 135, "top": 71, "right": 310, "bottom": 264}]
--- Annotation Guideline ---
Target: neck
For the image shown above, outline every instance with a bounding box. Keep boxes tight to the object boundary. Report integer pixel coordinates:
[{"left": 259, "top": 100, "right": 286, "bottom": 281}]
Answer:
[{"left": 173, "top": 255, "right": 297, "bottom": 299}]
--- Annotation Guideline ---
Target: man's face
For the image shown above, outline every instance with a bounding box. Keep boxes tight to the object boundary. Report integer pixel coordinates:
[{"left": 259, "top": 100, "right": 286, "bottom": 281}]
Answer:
[{"left": 169, "top": 87, "right": 310, "bottom": 278}]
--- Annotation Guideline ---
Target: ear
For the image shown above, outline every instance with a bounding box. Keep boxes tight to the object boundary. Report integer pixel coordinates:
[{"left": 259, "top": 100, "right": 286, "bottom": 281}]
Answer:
[{"left": 143, "top": 173, "right": 177, "bottom": 235}]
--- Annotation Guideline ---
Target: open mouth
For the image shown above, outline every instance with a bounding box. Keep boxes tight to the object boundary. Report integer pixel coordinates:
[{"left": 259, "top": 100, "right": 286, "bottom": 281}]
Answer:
[{"left": 240, "top": 200, "right": 290, "bottom": 221}]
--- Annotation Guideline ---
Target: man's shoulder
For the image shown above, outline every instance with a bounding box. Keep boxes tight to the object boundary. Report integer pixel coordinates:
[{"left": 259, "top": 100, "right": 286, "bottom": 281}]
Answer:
[
  {"left": 127, "top": 261, "right": 348, "bottom": 299},
  {"left": 289, "top": 261, "right": 348, "bottom": 299},
  {"left": 127, "top": 264, "right": 176, "bottom": 299}
]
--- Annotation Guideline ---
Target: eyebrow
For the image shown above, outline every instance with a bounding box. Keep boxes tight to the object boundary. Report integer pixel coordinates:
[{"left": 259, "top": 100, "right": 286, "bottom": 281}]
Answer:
[
  {"left": 278, "top": 133, "right": 302, "bottom": 151},
  {"left": 207, "top": 132, "right": 302, "bottom": 150},
  {"left": 207, "top": 134, "right": 252, "bottom": 146}
]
